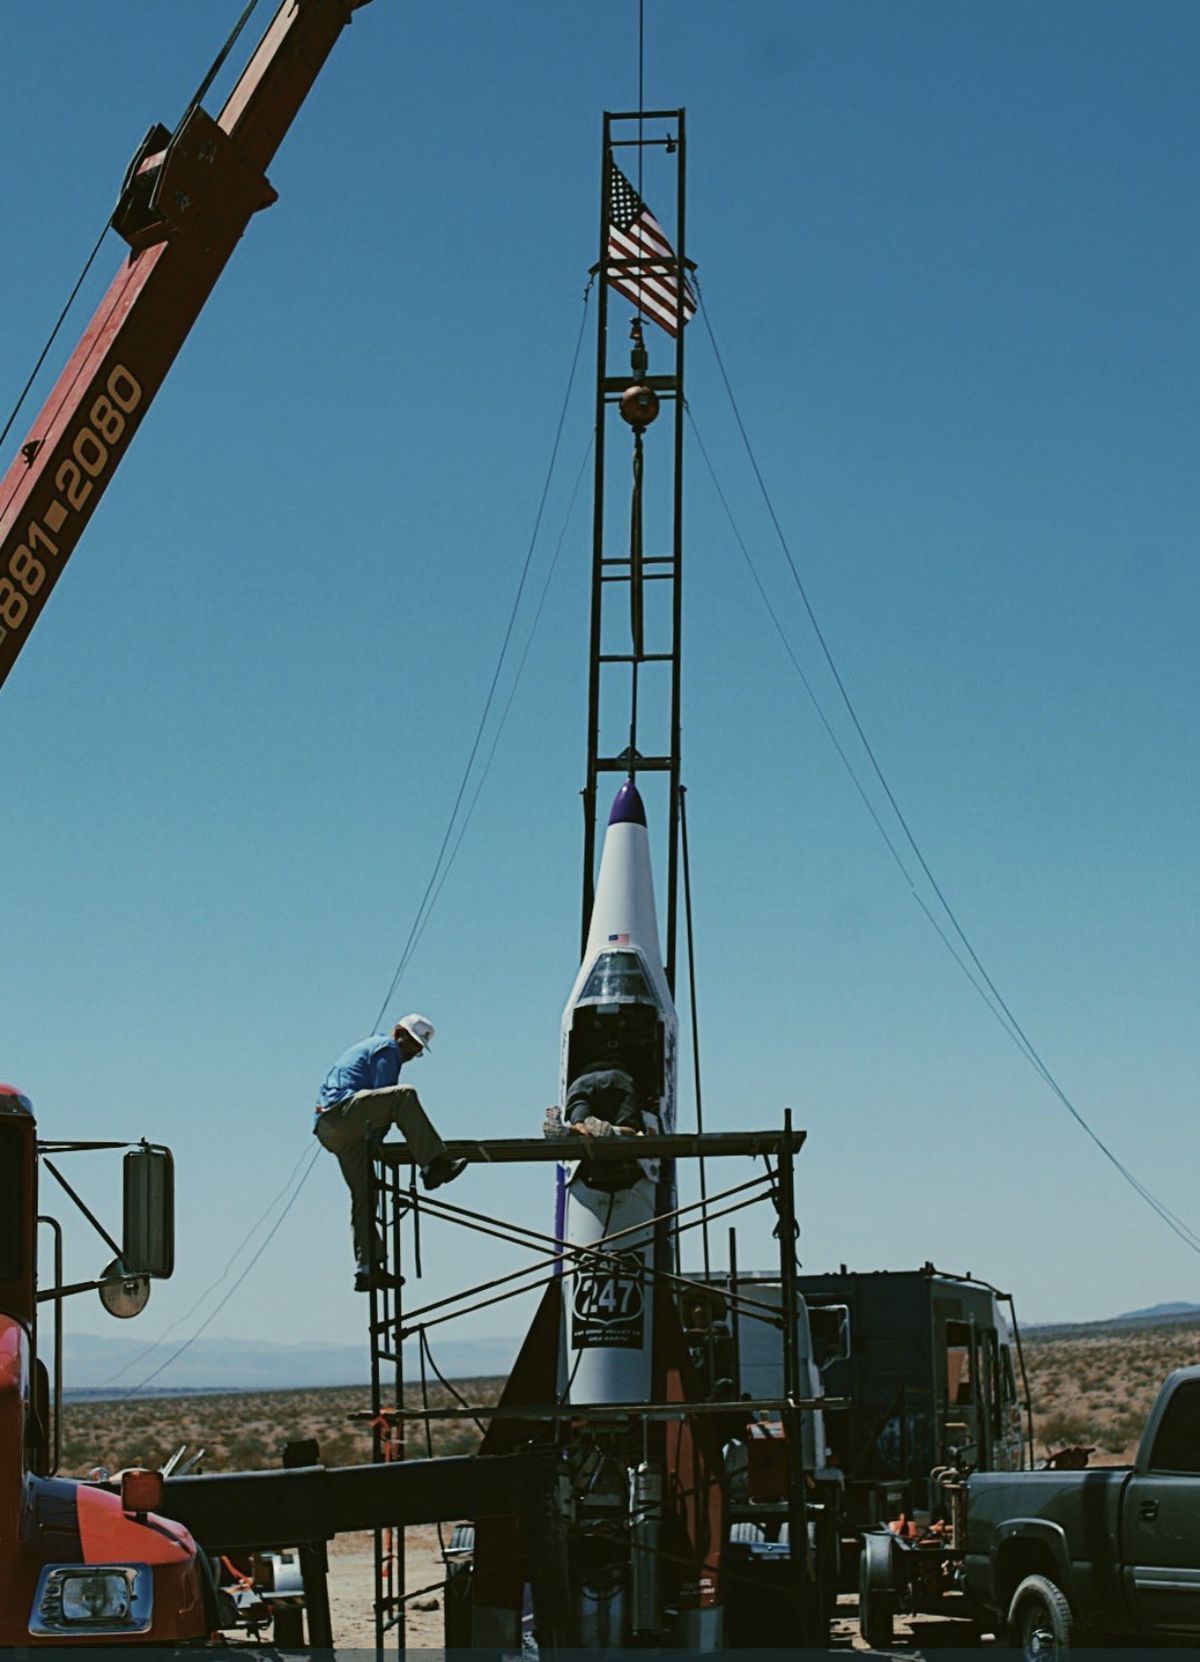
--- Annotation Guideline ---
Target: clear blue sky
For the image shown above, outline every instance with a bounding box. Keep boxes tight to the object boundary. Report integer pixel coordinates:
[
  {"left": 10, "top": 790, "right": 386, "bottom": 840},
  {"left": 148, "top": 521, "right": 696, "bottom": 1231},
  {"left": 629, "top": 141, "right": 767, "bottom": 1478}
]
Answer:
[{"left": 2, "top": 1, "right": 1196, "bottom": 1376}]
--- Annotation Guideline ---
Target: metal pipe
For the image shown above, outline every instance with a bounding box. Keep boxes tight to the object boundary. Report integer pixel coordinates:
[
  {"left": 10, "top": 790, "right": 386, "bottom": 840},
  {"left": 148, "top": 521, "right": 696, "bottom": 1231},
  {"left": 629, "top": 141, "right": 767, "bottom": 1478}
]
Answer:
[
  {"left": 664, "top": 107, "right": 686, "bottom": 997},
  {"left": 679, "top": 785, "right": 710, "bottom": 1286},
  {"left": 298, "top": 1544, "right": 332, "bottom": 1648},
  {"left": 776, "top": 1111, "right": 811, "bottom": 1630},
  {"left": 629, "top": 1461, "right": 663, "bottom": 1635},
  {"left": 377, "top": 1128, "right": 804, "bottom": 1165},
  {"left": 581, "top": 112, "right": 612, "bottom": 953},
  {"left": 1005, "top": 1290, "right": 1037, "bottom": 1466},
  {"left": 367, "top": 1154, "right": 384, "bottom": 1651},
  {"left": 385, "top": 1396, "right": 847, "bottom": 1423},
  {"left": 42, "top": 1159, "right": 122, "bottom": 1259},
  {"left": 392, "top": 1162, "right": 407, "bottom": 1649},
  {"left": 35, "top": 1216, "right": 63, "bottom": 1475},
  {"left": 729, "top": 1225, "right": 742, "bottom": 1400}
]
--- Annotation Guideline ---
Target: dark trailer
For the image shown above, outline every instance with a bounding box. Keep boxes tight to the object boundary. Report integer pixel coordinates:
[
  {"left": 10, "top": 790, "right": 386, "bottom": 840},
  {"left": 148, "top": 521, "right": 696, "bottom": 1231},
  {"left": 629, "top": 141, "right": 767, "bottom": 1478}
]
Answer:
[{"left": 796, "top": 1264, "right": 1033, "bottom": 1527}]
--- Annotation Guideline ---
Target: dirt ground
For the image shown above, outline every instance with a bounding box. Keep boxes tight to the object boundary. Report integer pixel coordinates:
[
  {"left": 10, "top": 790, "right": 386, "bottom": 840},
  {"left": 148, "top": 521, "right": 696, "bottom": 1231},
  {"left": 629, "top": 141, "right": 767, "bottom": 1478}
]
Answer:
[
  {"left": 315, "top": 1540, "right": 990, "bottom": 1653},
  {"left": 322, "top": 1524, "right": 457, "bottom": 1650}
]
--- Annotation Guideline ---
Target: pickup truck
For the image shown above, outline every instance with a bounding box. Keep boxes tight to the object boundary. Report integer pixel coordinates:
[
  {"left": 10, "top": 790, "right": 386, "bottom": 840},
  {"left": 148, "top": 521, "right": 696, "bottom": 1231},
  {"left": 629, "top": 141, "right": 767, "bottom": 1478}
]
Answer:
[{"left": 964, "top": 1366, "right": 1200, "bottom": 1654}]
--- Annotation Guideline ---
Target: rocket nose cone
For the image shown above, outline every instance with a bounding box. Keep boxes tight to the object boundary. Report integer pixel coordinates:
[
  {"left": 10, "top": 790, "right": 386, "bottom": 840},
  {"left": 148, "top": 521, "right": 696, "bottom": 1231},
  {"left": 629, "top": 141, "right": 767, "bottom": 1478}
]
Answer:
[{"left": 608, "top": 778, "right": 647, "bottom": 827}]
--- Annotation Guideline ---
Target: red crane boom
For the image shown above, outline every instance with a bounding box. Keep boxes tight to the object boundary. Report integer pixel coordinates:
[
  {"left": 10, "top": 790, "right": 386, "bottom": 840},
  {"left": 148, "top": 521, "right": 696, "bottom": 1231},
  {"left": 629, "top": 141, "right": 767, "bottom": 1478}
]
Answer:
[{"left": 0, "top": 0, "right": 371, "bottom": 691}]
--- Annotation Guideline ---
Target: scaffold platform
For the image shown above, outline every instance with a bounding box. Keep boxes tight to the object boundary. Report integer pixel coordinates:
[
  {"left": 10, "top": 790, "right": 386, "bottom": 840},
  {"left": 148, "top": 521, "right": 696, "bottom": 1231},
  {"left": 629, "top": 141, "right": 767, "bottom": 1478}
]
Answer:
[{"left": 359, "top": 1118, "right": 807, "bottom": 1653}]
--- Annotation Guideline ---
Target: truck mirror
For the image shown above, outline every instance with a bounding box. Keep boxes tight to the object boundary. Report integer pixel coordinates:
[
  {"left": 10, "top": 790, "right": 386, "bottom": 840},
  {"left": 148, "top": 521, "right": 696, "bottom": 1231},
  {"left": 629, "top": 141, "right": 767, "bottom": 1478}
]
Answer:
[
  {"left": 122, "top": 1146, "right": 174, "bottom": 1279},
  {"left": 99, "top": 1260, "right": 151, "bottom": 1318}
]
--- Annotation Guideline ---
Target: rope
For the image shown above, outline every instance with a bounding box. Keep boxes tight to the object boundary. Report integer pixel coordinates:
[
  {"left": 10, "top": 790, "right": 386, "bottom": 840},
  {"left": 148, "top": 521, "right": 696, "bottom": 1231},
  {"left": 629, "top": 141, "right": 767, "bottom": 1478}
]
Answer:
[
  {"left": 370, "top": 290, "right": 593, "bottom": 1029},
  {"left": 692, "top": 283, "right": 1200, "bottom": 1258},
  {"left": 400, "top": 428, "right": 595, "bottom": 972}
]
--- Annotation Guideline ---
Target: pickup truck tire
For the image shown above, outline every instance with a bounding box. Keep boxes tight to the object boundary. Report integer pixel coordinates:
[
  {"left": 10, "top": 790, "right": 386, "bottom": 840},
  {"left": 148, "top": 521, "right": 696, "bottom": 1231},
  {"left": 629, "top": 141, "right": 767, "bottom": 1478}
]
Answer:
[
  {"left": 1008, "top": 1573, "right": 1074, "bottom": 1659},
  {"left": 858, "top": 1532, "right": 896, "bottom": 1650}
]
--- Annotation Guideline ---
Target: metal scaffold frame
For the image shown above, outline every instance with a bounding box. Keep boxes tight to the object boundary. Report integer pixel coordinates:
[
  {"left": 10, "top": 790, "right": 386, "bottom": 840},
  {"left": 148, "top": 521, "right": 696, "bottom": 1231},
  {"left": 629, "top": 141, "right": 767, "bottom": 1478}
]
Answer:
[
  {"left": 361, "top": 1115, "right": 814, "bottom": 1655},
  {"left": 582, "top": 107, "right": 691, "bottom": 992}
]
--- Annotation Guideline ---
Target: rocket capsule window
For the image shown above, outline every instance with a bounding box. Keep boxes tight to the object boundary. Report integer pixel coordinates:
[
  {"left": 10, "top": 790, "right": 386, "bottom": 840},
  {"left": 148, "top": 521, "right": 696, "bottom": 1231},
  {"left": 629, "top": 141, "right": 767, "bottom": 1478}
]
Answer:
[{"left": 580, "top": 949, "right": 653, "bottom": 1002}]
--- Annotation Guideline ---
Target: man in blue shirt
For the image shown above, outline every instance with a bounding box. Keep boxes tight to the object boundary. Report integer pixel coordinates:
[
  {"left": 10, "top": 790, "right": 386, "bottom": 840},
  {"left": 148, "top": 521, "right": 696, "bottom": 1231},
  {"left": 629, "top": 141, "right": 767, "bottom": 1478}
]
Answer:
[{"left": 315, "top": 1013, "right": 466, "bottom": 1291}]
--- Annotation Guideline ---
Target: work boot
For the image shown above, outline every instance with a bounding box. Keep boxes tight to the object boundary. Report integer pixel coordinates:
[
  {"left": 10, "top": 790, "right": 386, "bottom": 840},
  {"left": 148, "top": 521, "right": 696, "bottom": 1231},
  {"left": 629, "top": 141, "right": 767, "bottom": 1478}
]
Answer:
[
  {"left": 422, "top": 1155, "right": 468, "bottom": 1191},
  {"left": 354, "top": 1266, "right": 405, "bottom": 1293}
]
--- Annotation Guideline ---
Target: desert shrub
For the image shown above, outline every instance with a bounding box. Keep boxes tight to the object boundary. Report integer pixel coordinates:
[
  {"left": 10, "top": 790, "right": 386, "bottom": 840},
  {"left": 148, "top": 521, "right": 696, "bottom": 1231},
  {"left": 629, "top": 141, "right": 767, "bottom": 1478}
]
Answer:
[{"left": 1038, "top": 1410, "right": 1086, "bottom": 1449}]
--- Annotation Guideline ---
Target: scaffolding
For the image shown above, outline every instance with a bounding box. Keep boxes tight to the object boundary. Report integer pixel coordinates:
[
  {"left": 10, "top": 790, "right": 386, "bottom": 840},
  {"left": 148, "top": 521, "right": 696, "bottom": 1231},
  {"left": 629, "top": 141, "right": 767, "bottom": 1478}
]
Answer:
[{"left": 361, "top": 1115, "right": 815, "bottom": 1653}]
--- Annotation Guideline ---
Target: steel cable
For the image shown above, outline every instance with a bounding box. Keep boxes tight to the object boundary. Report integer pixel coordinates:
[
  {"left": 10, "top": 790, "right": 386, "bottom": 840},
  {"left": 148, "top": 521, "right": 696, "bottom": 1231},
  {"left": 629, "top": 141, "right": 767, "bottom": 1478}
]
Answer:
[
  {"left": 0, "top": 221, "right": 112, "bottom": 523},
  {"left": 371, "top": 288, "right": 593, "bottom": 1030},
  {"left": 97, "top": 1136, "right": 319, "bottom": 1387},
  {"left": 121, "top": 1144, "right": 321, "bottom": 1397},
  {"left": 401, "top": 427, "right": 595, "bottom": 972},
  {"left": 693, "top": 282, "right": 1200, "bottom": 1257}
]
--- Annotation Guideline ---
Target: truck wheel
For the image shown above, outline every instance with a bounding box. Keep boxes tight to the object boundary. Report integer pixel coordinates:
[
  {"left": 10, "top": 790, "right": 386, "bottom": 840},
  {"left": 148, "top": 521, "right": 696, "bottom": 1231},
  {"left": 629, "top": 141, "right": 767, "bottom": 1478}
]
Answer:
[
  {"left": 1008, "top": 1573, "right": 1074, "bottom": 1659},
  {"left": 858, "top": 1532, "right": 895, "bottom": 1650}
]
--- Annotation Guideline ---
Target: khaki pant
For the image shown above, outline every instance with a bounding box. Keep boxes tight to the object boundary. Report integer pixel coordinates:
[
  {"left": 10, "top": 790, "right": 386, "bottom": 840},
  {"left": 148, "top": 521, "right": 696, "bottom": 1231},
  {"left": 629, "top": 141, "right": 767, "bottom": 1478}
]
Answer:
[{"left": 315, "top": 1085, "right": 447, "bottom": 1270}]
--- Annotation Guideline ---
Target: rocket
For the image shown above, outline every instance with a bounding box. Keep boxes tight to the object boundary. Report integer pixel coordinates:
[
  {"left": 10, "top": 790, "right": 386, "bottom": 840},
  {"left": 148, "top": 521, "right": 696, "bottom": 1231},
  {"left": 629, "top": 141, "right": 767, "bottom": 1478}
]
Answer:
[
  {"left": 556, "top": 776, "right": 677, "bottom": 1405},
  {"left": 471, "top": 780, "right": 723, "bottom": 1649}
]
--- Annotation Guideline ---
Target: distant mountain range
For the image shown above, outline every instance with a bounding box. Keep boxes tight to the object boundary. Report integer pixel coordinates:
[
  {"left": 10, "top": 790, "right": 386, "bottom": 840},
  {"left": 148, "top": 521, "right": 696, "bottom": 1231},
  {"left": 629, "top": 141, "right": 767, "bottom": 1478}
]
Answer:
[
  {"left": 63, "top": 1301, "right": 1200, "bottom": 1398},
  {"left": 1114, "top": 1302, "right": 1200, "bottom": 1322},
  {"left": 1025, "top": 1302, "right": 1200, "bottom": 1339},
  {"left": 63, "top": 1330, "right": 520, "bottom": 1399}
]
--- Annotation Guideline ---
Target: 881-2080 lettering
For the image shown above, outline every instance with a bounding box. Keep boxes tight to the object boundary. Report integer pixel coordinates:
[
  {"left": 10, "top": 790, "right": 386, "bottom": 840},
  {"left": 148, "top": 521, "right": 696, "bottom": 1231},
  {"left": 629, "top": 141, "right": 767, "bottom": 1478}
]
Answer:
[{"left": 0, "top": 364, "right": 142, "bottom": 641}]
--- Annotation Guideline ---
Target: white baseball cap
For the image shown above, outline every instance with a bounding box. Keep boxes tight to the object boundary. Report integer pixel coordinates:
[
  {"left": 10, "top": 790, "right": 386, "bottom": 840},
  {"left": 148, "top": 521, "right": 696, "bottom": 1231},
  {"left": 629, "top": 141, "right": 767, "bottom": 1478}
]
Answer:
[{"left": 396, "top": 1013, "right": 435, "bottom": 1053}]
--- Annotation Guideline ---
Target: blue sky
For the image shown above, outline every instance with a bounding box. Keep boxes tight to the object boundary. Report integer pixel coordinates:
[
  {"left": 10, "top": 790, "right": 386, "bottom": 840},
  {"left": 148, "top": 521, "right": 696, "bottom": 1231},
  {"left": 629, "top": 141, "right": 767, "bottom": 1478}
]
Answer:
[{"left": 2, "top": 1, "right": 1197, "bottom": 1378}]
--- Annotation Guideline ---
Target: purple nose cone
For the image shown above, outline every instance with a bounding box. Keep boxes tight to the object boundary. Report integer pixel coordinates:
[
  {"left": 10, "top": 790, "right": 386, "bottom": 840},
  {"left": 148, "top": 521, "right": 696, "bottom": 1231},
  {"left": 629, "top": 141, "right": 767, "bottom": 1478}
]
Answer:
[{"left": 608, "top": 778, "right": 647, "bottom": 827}]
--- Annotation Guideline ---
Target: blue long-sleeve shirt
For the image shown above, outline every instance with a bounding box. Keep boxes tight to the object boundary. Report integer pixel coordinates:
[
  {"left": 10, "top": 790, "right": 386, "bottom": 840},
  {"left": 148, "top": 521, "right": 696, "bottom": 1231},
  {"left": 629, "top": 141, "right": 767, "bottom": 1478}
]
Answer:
[{"left": 316, "top": 1033, "right": 404, "bottom": 1114}]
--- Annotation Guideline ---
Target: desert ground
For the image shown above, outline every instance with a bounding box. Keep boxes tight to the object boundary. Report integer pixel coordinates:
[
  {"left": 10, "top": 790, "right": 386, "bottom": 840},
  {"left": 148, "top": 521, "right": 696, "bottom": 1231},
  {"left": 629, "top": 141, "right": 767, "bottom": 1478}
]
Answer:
[{"left": 61, "top": 1314, "right": 1200, "bottom": 1646}]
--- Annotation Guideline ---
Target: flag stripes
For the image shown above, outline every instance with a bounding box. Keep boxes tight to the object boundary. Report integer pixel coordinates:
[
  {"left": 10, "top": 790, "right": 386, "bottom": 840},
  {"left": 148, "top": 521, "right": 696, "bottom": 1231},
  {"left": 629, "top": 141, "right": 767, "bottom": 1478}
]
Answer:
[{"left": 605, "top": 159, "right": 695, "bottom": 338}]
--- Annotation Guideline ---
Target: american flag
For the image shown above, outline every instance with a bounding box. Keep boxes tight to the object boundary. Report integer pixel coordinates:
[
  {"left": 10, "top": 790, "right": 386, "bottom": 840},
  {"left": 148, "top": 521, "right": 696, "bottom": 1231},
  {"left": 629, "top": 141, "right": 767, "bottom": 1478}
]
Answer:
[{"left": 605, "top": 159, "right": 696, "bottom": 339}]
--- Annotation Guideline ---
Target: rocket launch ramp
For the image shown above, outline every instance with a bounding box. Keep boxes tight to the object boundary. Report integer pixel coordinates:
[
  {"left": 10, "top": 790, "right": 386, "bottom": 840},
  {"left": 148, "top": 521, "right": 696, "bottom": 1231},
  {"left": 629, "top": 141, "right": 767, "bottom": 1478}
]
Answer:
[{"left": 357, "top": 1116, "right": 826, "bottom": 1650}]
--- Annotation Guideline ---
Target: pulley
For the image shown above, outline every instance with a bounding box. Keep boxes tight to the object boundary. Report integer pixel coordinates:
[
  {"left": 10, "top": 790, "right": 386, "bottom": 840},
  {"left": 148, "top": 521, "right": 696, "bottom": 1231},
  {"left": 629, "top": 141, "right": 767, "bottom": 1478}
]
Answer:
[{"left": 619, "top": 383, "right": 660, "bottom": 431}]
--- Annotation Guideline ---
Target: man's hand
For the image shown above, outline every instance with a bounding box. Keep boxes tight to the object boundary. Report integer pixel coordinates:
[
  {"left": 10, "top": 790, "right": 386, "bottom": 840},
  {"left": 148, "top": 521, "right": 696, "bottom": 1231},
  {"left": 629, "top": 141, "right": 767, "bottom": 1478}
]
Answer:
[{"left": 570, "top": 1116, "right": 641, "bottom": 1139}]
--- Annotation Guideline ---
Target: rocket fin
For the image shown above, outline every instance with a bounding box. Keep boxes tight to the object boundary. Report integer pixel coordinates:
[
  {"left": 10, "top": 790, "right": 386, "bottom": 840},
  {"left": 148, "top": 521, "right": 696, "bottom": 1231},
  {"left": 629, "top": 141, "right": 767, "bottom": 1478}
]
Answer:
[
  {"left": 472, "top": 1278, "right": 562, "bottom": 1614},
  {"left": 478, "top": 1276, "right": 562, "bottom": 1457}
]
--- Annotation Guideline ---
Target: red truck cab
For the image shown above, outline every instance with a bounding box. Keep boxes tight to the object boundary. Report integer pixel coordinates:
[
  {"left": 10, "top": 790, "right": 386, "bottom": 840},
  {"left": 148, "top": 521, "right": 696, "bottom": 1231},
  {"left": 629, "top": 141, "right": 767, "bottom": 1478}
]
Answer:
[{"left": 0, "top": 1084, "right": 209, "bottom": 1643}]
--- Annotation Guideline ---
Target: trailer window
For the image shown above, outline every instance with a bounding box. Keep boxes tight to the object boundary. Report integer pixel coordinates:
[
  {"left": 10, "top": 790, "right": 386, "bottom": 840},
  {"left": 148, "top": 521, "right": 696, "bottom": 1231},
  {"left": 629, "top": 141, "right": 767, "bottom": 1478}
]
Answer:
[
  {"left": 945, "top": 1321, "right": 973, "bottom": 1405},
  {"left": 0, "top": 1122, "right": 23, "bottom": 1281},
  {"left": 1148, "top": 1380, "right": 1200, "bottom": 1474}
]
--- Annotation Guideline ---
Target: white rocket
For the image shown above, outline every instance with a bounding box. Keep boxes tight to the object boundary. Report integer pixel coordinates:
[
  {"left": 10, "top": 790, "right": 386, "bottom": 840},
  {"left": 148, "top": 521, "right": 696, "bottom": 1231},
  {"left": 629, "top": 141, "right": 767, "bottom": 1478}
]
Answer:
[
  {"left": 556, "top": 778, "right": 678, "bottom": 1405},
  {"left": 474, "top": 779, "right": 720, "bottom": 1650}
]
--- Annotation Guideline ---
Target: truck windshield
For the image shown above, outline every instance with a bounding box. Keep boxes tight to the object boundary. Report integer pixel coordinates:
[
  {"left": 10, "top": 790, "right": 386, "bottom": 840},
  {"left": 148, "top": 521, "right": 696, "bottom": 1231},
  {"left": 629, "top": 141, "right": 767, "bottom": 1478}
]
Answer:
[{"left": 580, "top": 950, "right": 654, "bottom": 1003}]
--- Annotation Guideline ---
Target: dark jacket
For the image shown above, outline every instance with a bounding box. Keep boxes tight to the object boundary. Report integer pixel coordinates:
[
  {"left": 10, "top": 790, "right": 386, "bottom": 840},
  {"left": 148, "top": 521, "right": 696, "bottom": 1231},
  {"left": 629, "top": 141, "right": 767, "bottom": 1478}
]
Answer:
[{"left": 565, "top": 1066, "right": 642, "bottom": 1130}]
